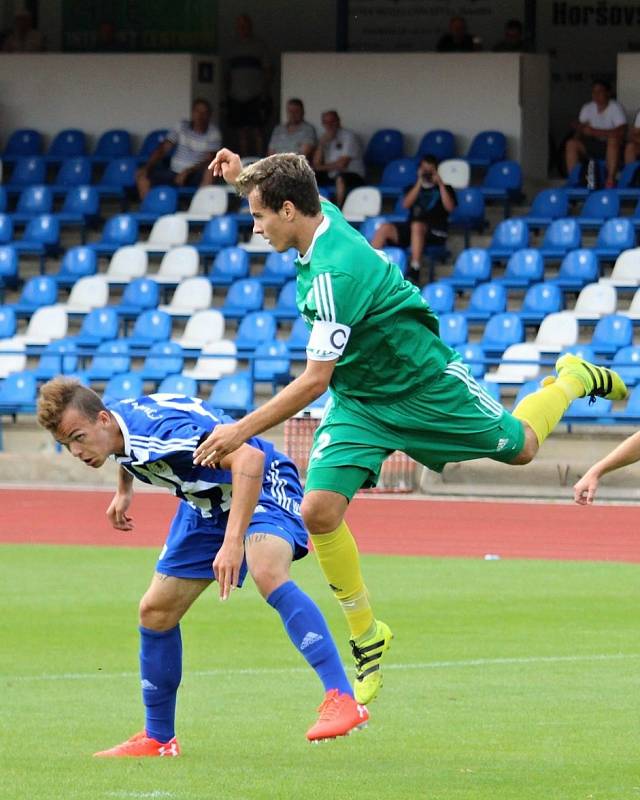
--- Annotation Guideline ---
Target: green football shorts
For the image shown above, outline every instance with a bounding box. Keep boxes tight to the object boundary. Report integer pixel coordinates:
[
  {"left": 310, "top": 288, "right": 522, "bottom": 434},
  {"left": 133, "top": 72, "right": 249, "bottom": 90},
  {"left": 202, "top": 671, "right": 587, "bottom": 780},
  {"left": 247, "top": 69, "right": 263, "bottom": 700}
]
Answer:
[{"left": 305, "top": 360, "right": 526, "bottom": 500}]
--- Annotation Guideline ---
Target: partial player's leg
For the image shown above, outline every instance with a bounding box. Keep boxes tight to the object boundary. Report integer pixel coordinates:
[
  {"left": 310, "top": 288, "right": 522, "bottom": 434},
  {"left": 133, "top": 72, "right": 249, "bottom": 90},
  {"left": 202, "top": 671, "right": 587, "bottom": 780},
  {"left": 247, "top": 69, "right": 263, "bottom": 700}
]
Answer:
[
  {"left": 94, "top": 573, "right": 211, "bottom": 758},
  {"left": 245, "top": 531, "right": 368, "bottom": 741}
]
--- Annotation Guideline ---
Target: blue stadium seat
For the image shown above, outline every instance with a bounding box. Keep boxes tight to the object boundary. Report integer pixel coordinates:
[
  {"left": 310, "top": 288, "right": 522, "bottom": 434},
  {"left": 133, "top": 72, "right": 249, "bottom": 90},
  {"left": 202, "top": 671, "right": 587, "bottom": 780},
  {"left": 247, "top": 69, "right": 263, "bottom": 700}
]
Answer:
[
  {"left": 457, "top": 342, "right": 485, "bottom": 379},
  {"left": 486, "top": 218, "right": 529, "bottom": 260},
  {"left": 103, "top": 372, "right": 144, "bottom": 405},
  {"left": 0, "top": 246, "right": 19, "bottom": 296},
  {"left": 2, "top": 129, "right": 42, "bottom": 165},
  {"left": 593, "top": 218, "right": 636, "bottom": 262},
  {"left": 94, "top": 157, "right": 138, "bottom": 199},
  {"left": 448, "top": 187, "right": 487, "bottom": 246},
  {"left": 56, "top": 186, "right": 100, "bottom": 238},
  {"left": 364, "top": 128, "right": 404, "bottom": 168},
  {"left": 11, "top": 185, "right": 53, "bottom": 224},
  {"left": 85, "top": 340, "right": 131, "bottom": 381},
  {"left": 11, "top": 275, "right": 57, "bottom": 317},
  {"left": 480, "top": 312, "right": 524, "bottom": 357},
  {"left": 616, "top": 161, "right": 640, "bottom": 202},
  {"left": 511, "top": 379, "right": 541, "bottom": 410},
  {"left": 611, "top": 345, "right": 640, "bottom": 387},
  {"left": 89, "top": 214, "right": 138, "bottom": 257},
  {"left": 465, "top": 130, "right": 506, "bottom": 168},
  {"left": 463, "top": 281, "right": 507, "bottom": 323},
  {"left": 209, "top": 372, "right": 253, "bottom": 416},
  {"left": 34, "top": 339, "right": 79, "bottom": 380},
  {"left": 50, "top": 157, "right": 92, "bottom": 196},
  {"left": 13, "top": 214, "right": 60, "bottom": 259},
  {"left": 358, "top": 216, "right": 386, "bottom": 243},
  {"left": 272, "top": 280, "right": 298, "bottom": 321},
  {"left": 139, "top": 341, "right": 184, "bottom": 382},
  {"left": 438, "top": 312, "right": 468, "bottom": 347},
  {"left": 0, "top": 305, "right": 17, "bottom": 338},
  {"left": 0, "top": 370, "right": 37, "bottom": 413},
  {"left": 591, "top": 314, "right": 633, "bottom": 357},
  {"left": 378, "top": 158, "right": 418, "bottom": 197},
  {"left": 130, "top": 185, "right": 178, "bottom": 225},
  {"left": 92, "top": 129, "right": 132, "bottom": 163},
  {"left": 157, "top": 374, "right": 197, "bottom": 395},
  {"left": 0, "top": 187, "right": 6, "bottom": 214},
  {"left": 53, "top": 246, "right": 97, "bottom": 289},
  {"left": 382, "top": 246, "right": 407, "bottom": 276},
  {"left": 45, "top": 129, "right": 86, "bottom": 163},
  {"left": 253, "top": 339, "right": 292, "bottom": 389},
  {"left": 196, "top": 215, "right": 239, "bottom": 256},
  {"left": 258, "top": 248, "right": 297, "bottom": 287},
  {"left": 137, "top": 129, "right": 169, "bottom": 163},
  {"left": 440, "top": 248, "right": 491, "bottom": 290},
  {"left": 558, "top": 343, "right": 596, "bottom": 362},
  {"left": 72, "top": 307, "right": 120, "bottom": 349},
  {"left": 518, "top": 188, "right": 569, "bottom": 228},
  {"left": 208, "top": 246, "right": 250, "bottom": 287},
  {"left": 286, "top": 316, "right": 310, "bottom": 359},
  {"left": 235, "top": 310, "right": 277, "bottom": 355},
  {"left": 564, "top": 395, "right": 613, "bottom": 422},
  {"left": 0, "top": 215, "right": 13, "bottom": 245},
  {"left": 517, "top": 282, "right": 564, "bottom": 326},
  {"left": 550, "top": 249, "right": 599, "bottom": 291},
  {"left": 415, "top": 129, "right": 455, "bottom": 162},
  {"left": 480, "top": 160, "right": 523, "bottom": 213},
  {"left": 5, "top": 156, "right": 46, "bottom": 192},
  {"left": 113, "top": 277, "right": 160, "bottom": 319},
  {"left": 576, "top": 189, "right": 620, "bottom": 229},
  {"left": 538, "top": 218, "right": 581, "bottom": 260},
  {"left": 221, "top": 278, "right": 263, "bottom": 320},
  {"left": 565, "top": 160, "right": 606, "bottom": 200},
  {"left": 382, "top": 194, "right": 410, "bottom": 224},
  {"left": 421, "top": 281, "right": 455, "bottom": 314},
  {"left": 501, "top": 248, "right": 544, "bottom": 288},
  {"left": 122, "top": 310, "right": 172, "bottom": 351}
]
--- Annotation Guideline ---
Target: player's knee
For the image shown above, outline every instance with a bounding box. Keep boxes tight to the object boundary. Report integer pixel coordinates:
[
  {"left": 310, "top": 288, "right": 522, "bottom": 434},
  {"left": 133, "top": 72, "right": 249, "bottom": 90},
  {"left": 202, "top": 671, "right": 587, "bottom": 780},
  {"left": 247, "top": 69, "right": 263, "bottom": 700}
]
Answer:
[
  {"left": 250, "top": 563, "right": 287, "bottom": 598},
  {"left": 301, "top": 494, "right": 343, "bottom": 534},
  {"left": 138, "top": 594, "right": 175, "bottom": 631}
]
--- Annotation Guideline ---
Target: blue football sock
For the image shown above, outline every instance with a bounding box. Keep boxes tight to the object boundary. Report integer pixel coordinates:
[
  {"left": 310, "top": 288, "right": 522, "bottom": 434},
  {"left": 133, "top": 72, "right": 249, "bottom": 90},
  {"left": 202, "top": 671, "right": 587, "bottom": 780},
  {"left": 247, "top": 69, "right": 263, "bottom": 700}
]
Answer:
[
  {"left": 139, "top": 624, "right": 182, "bottom": 743},
  {"left": 267, "top": 580, "right": 352, "bottom": 696}
]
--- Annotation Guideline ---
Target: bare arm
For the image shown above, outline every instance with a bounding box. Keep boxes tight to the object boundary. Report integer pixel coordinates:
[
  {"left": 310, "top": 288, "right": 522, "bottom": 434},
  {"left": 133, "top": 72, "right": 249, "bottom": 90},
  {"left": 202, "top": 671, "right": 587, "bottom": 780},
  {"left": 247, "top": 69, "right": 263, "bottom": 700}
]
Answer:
[
  {"left": 574, "top": 430, "right": 640, "bottom": 504},
  {"left": 106, "top": 466, "right": 135, "bottom": 531},
  {"left": 142, "top": 140, "right": 174, "bottom": 174},
  {"left": 208, "top": 148, "right": 243, "bottom": 184},
  {"left": 193, "top": 357, "right": 336, "bottom": 466}
]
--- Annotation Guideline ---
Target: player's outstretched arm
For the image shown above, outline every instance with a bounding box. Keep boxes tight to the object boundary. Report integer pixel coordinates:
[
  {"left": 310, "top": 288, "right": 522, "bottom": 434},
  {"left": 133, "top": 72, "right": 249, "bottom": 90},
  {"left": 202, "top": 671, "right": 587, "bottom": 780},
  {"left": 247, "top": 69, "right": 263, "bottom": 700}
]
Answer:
[
  {"left": 193, "top": 358, "right": 336, "bottom": 466},
  {"left": 212, "top": 445, "right": 265, "bottom": 600},
  {"left": 208, "top": 148, "right": 243, "bottom": 185},
  {"left": 106, "top": 466, "right": 135, "bottom": 531},
  {"left": 574, "top": 430, "right": 640, "bottom": 504}
]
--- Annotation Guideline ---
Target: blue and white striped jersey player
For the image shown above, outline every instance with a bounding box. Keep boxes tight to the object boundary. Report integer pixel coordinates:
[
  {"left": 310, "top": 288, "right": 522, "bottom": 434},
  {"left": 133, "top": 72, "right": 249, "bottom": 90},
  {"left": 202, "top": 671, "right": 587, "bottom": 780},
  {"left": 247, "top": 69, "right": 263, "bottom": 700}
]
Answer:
[{"left": 36, "top": 378, "right": 368, "bottom": 757}]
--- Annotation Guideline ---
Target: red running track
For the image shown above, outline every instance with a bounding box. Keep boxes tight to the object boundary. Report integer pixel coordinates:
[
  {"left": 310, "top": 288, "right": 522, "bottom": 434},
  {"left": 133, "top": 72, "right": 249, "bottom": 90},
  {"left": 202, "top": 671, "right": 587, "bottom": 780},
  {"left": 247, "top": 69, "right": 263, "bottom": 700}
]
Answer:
[{"left": 1, "top": 488, "right": 638, "bottom": 562}]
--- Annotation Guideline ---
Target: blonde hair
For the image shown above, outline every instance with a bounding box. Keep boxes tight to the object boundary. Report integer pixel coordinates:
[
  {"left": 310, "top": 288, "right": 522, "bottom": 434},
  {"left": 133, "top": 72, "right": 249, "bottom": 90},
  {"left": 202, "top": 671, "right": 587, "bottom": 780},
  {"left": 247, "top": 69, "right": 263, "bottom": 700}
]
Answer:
[
  {"left": 37, "top": 377, "right": 106, "bottom": 433},
  {"left": 235, "top": 153, "right": 321, "bottom": 216}
]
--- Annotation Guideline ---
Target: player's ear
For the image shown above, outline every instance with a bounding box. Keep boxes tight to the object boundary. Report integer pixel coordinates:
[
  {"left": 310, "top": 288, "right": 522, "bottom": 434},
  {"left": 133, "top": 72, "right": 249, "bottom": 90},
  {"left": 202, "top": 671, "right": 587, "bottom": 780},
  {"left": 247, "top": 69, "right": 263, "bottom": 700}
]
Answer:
[
  {"left": 97, "top": 409, "right": 111, "bottom": 425},
  {"left": 281, "top": 200, "right": 296, "bottom": 221}
]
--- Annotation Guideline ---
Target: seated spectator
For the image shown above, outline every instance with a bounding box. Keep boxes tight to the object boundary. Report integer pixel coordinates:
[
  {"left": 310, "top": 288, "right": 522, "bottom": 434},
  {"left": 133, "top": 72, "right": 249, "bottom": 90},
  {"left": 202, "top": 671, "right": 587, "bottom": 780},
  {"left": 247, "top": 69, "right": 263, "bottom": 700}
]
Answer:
[
  {"left": 565, "top": 80, "right": 627, "bottom": 188},
  {"left": 370, "top": 155, "right": 456, "bottom": 284},
  {"left": 624, "top": 109, "right": 640, "bottom": 165},
  {"left": 492, "top": 19, "right": 531, "bottom": 52},
  {"left": 136, "top": 98, "right": 221, "bottom": 199},
  {"left": 436, "top": 16, "right": 476, "bottom": 52},
  {"left": 268, "top": 98, "right": 317, "bottom": 159},
  {"left": 312, "top": 110, "right": 365, "bottom": 208},
  {"left": 2, "top": 9, "right": 44, "bottom": 52}
]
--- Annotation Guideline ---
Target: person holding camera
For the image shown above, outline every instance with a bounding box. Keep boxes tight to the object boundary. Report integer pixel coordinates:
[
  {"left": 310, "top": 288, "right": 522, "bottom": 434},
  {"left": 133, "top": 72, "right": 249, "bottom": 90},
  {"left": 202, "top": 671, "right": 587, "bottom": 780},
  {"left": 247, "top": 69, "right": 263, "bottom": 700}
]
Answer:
[{"left": 370, "top": 154, "right": 456, "bottom": 284}]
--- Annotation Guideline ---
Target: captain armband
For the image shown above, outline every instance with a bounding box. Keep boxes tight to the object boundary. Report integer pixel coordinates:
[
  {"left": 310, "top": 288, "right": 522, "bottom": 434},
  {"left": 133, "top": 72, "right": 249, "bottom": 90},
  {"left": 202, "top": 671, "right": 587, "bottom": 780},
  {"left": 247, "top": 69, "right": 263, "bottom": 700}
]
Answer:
[{"left": 306, "top": 320, "right": 351, "bottom": 361}]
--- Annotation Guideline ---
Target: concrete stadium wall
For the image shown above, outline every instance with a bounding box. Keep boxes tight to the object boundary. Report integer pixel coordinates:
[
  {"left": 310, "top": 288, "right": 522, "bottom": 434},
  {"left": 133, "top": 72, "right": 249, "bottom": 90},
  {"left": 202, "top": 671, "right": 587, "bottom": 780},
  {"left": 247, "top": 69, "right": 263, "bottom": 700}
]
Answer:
[{"left": 617, "top": 54, "right": 640, "bottom": 121}]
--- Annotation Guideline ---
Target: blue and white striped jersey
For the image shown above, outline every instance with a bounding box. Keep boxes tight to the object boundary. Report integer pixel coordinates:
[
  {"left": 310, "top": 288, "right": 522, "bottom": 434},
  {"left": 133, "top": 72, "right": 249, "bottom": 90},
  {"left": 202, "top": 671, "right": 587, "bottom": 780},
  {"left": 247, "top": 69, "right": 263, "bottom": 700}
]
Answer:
[{"left": 109, "top": 394, "right": 302, "bottom": 525}]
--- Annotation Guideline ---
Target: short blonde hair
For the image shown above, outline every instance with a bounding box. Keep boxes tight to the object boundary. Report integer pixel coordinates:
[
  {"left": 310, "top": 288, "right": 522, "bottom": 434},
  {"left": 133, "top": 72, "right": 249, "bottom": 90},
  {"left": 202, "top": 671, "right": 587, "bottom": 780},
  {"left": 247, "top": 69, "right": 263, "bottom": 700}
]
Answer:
[{"left": 37, "top": 377, "right": 106, "bottom": 434}]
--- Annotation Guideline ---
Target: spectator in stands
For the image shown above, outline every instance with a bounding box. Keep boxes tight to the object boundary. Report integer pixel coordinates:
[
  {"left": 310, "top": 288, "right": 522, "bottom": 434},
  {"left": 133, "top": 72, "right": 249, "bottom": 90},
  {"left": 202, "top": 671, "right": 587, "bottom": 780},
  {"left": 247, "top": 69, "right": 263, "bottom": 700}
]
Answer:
[
  {"left": 313, "top": 110, "right": 365, "bottom": 208},
  {"left": 136, "top": 98, "right": 222, "bottom": 199},
  {"left": 624, "top": 109, "right": 640, "bottom": 165},
  {"left": 2, "top": 9, "right": 44, "bottom": 52},
  {"left": 565, "top": 80, "right": 627, "bottom": 188},
  {"left": 268, "top": 98, "right": 317, "bottom": 160},
  {"left": 370, "top": 155, "right": 456, "bottom": 284},
  {"left": 436, "top": 16, "right": 477, "bottom": 52},
  {"left": 492, "top": 19, "right": 531, "bottom": 52},
  {"left": 225, "top": 13, "right": 272, "bottom": 157}
]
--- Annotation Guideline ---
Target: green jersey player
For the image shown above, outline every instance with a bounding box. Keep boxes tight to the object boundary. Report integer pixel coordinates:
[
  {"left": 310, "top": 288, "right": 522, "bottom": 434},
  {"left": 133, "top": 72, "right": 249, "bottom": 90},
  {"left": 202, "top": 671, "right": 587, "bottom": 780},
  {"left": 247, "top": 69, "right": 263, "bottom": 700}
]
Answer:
[{"left": 194, "top": 149, "right": 627, "bottom": 705}]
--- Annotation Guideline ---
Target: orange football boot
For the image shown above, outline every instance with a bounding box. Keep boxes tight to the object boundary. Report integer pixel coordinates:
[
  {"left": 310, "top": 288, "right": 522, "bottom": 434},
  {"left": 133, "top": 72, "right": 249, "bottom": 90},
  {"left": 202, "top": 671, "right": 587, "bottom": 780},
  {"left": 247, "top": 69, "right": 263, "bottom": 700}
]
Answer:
[
  {"left": 306, "top": 689, "right": 369, "bottom": 742},
  {"left": 94, "top": 730, "right": 181, "bottom": 757}
]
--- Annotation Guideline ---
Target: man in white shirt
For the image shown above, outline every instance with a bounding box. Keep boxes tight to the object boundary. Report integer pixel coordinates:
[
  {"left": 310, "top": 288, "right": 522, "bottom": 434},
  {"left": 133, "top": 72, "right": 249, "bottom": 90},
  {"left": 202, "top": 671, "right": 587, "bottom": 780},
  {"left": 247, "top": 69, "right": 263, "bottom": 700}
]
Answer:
[
  {"left": 313, "top": 111, "right": 365, "bottom": 208},
  {"left": 624, "top": 109, "right": 640, "bottom": 167},
  {"left": 565, "top": 80, "right": 627, "bottom": 187},
  {"left": 268, "top": 98, "right": 317, "bottom": 160}
]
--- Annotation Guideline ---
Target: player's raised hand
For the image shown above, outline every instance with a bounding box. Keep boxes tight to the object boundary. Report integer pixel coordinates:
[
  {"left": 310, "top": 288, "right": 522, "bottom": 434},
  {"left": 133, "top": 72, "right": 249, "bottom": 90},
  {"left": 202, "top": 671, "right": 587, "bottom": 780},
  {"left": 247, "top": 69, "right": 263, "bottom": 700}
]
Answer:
[
  {"left": 573, "top": 471, "right": 599, "bottom": 505},
  {"left": 212, "top": 540, "right": 244, "bottom": 601},
  {"left": 106, "top": 491, "right": 135, "bottom": 531},
  {"left": 193, "top": 422, "right": 246, "bottom": 467},
  {"left": 208, "top": 148, "right": 243, "bottom": 184}
]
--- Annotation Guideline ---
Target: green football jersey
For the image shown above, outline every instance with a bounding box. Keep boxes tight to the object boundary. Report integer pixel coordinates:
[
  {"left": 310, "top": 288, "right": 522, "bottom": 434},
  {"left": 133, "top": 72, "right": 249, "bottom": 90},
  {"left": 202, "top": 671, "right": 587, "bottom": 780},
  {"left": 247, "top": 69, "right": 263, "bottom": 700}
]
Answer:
[{"left": 295, "top": 199, "right": 457, "bottom": 401}]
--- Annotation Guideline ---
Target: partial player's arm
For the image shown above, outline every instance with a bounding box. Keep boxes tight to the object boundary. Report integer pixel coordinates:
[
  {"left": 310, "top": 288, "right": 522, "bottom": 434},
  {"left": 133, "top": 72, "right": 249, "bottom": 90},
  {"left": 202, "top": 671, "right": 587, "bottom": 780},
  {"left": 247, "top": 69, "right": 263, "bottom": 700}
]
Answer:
[
  {"left": 574, "top": 430, "right": 640, "bottom": 504},
  {"left": 208, "top": 148, "right": 243, "bottom": 185},
  {"left": 193, "top": 357, "right": 336, "bottom": 466},
  {"left": 106, "top": 466, "right": 135, "bottom": 531},
  {"left": 212, "top": 444, "right": 266, "bottom": 600}
]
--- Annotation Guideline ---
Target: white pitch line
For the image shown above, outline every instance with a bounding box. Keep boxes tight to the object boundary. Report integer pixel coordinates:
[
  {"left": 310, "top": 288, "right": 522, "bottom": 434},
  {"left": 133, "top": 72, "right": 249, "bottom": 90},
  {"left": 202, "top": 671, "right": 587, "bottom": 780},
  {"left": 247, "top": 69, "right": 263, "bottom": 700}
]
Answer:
[{"left": 3, "top": 653, "right": 638, "bottom": 684}]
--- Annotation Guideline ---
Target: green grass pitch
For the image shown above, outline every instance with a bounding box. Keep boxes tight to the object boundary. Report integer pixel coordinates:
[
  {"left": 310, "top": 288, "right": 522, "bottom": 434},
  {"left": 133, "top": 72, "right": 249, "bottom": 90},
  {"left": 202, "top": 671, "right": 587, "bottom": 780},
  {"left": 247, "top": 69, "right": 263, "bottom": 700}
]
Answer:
[{"left": 2, "top": 544, "right": 639, "bottom": 800}]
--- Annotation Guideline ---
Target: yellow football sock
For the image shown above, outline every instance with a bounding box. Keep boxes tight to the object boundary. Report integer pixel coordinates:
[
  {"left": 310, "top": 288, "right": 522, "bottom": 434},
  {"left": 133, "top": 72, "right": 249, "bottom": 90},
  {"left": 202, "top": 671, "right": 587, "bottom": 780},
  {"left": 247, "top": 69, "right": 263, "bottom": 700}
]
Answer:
[
  {"left": 310, "top": 521, "right": 374, "bottom": 639},
  {"left": 512, "top": 375, "right": 584, "bottom": 445}
]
